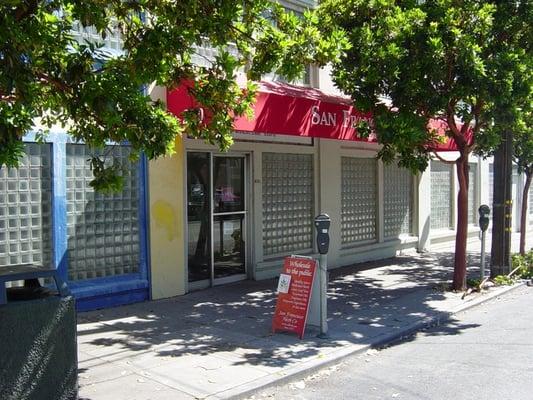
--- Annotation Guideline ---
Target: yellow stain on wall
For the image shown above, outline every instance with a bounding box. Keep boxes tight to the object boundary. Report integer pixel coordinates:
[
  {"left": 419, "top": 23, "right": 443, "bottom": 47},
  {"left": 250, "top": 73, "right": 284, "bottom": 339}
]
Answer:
[{"left": 152, "top": 200, "right": 179, "bottom": 241}]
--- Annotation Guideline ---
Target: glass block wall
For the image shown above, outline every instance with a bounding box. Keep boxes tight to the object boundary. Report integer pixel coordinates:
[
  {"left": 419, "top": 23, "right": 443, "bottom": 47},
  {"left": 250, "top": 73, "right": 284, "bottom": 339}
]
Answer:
[
  {"left": 66, "top": 144, "right": 140, "bottom": 281},
  {"left": 430, "top": 160, "right": 453, "bottom": 230},
  {"left": 262, "top": 153, "right": 314, "bottom": 256},
  {"left": 341, "top": 157, "right": 377, "bottom": 244},
  {"left": 468, "top": 163, "right": 477, "bottom": 225},
  {"left": 384, "top": 163, "right": 414, "bottom": 238},
  {"left": 0, "top": 144, "right": 53, "bottom": 267}
]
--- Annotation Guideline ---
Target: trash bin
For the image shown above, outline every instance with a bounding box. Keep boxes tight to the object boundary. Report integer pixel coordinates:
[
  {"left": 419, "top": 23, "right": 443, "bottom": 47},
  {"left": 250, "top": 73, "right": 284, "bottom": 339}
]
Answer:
[{"left": 0, "top": 264, "right": 78, "bottom": 400}]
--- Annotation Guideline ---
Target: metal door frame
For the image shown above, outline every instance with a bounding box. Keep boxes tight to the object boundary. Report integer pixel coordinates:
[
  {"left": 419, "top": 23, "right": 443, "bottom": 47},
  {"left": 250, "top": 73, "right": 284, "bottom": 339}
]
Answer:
[{"left": 186, "top": 151, "right": 249, "bottom": 290}]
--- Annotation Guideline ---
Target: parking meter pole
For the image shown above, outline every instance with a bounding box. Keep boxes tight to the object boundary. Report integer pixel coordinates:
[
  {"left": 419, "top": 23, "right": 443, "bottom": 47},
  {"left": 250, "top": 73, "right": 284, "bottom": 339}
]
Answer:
[
  {"left": 319, "top": 253, "right": 328, "bottom": 338},
  {"left": 314, "top": 214, "right": 330, "bottom": 339},
  {"left": 480, "top": 230, "right": 486, "bottom": 281}
]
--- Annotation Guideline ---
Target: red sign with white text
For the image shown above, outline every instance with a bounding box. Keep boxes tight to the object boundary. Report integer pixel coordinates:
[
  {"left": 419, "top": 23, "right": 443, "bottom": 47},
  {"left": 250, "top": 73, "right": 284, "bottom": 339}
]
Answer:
[{"left": 272, "top": 256, "right": 317, "bottom": 339}]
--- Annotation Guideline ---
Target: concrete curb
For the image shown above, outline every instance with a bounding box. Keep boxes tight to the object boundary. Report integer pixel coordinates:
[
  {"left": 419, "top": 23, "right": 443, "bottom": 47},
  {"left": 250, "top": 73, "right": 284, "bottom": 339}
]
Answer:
[
  {"left": 373, "top": 280, "right": 527, "bottom": 348},
  {"left": 210, "top": 281, "right": 527, "bottom": 400}
]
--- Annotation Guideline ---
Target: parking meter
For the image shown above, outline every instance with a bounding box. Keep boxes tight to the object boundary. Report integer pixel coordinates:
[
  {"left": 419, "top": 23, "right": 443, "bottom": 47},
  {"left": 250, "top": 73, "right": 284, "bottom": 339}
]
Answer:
[
  {"left": 478, "top": 205, "right": 490, "bottom": 232},
  {"left": 478, "top": 205, "right": 490, "bottom": 281},
  {"left": 314, "top": 214, "right": 331, "bottom": 255}
]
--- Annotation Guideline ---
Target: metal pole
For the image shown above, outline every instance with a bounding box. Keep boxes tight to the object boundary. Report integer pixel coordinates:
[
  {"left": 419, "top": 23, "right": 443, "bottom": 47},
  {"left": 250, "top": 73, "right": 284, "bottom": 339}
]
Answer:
[
  {"left": 314, "top": 213, "right": 330, "bottom": 339},
  {"left": 318, "top": 253, "right": 328, "bottom": 338},
  {"left": 480, "top": 230, "right": 486, "bottom": 281}
]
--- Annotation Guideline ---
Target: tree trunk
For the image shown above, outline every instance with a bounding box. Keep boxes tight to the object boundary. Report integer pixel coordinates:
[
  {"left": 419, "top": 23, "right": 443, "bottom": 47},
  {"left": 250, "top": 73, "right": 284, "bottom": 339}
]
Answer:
[
  {"left": 519, "top": 170, "right": 532, "bottom": 255},
  {"left": 453, "top": 154, "right": 470, "bottom": 291},
  {"left": 491, "top": 129, "right": 513, "bottom": 276}
]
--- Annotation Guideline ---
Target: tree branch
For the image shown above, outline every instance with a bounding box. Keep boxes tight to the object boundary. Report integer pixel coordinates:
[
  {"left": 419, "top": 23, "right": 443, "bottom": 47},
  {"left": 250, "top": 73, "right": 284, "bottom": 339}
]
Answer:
[
  {"left": 14, "top": 0, "right": 41, "bottom": 21},
  {"left": 465, "top": 100, "right": 484, "bottom": 152},
  {"left": 0, "top": 94, "right": 18, "bottom": 102},
  {"left": 432, "top": 151, "right": 456, "bottom": 165},
  {"left": 35, "top": 72, "right": 71, "bottom": 93},
  {"left": 228, "top": 24, "right": 259, "bottom": 45},
  {"left": 446, "top": 99, "right": 460, "bottom": 138}
]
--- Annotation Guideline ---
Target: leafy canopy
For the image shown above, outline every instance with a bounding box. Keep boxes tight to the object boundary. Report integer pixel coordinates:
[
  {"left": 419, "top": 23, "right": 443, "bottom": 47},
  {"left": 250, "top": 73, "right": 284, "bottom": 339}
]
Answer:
[
  {"left": 319, "top": 0, "right": 532, "bottom": 291},
  {"left": 319, "top": 0, "right": 532, "bottom": 172},
  {"left": 514, "top": 102, "right": 533, "bottom": 176},
  {"left": 0, "top": 0, "right": 347, "bottom": 190}
]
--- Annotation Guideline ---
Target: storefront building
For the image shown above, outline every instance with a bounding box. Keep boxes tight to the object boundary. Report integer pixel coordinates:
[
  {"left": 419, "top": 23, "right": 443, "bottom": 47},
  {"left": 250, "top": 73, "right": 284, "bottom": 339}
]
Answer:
[
  {"left": 146, "top": 78, "right": 495, "bottom": 300},
  {"left": 1, "top": 92, "right": 527, "bottom": 309},
  {"left": 3, "top": 0, "right": 531, "bottom": 310},
  {"left": 1, "top": 86, "right": 529, "bottom": 311}
]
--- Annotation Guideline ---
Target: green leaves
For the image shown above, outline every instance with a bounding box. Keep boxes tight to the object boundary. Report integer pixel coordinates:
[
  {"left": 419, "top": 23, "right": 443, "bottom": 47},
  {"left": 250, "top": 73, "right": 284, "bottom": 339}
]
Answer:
[
  {"left": 88, "top": 156, "right": 125, "bottom": 194},
  {"left": 513, "top": 101, "right": 533, "bottom": 175},
  {"left": 374, "top": 110, "right": 432, "bottom": 174},
  {"left": 320, "top": 0, "right": 531, "bottom": 169},
  {"left": 0, "top": 0, "right": 345, "bottom": 191}
]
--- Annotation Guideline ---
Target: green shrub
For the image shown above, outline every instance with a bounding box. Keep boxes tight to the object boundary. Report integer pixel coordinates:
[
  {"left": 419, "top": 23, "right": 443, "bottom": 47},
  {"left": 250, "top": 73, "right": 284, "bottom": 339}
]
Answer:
[
  {"left": 467, "top": 278, "right": 481, "bottom": 288},
  {"left": 511, "top": 249, "right": 533, "bottom": 279},
  {"left": 493, "top": 275, "right": 515, "bottom": 286}
]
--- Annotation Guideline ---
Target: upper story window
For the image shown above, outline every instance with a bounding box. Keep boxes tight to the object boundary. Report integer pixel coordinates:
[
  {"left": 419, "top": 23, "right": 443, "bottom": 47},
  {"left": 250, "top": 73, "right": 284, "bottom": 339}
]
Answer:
[
  {"left": 191, "top": 41, "right": 239, "bottom": 69},
  {"left": 277, "top": 0, "right": 317, "bottom": 12},
  {"left": 152, "top": 0, "right": 316, "bottom": 87},
  {"left": 71, "top": 20, "right": 123, "bottom": 54},
  {"left": 262, "top": 2, "right": 317, "bottom": 87},
  {"left": 264, "top": 64, "right": 314, "bottom": 87}
]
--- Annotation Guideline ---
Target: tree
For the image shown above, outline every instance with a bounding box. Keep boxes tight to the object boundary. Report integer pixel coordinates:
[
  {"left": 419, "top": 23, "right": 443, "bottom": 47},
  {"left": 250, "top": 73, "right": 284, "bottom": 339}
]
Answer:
[
  {"left": 319, "top": 0, "right": 532, "bottom": 290},
  {"left": 483, "top": 0, "right": 532, "bottom": 274},
  {"left": 514, "top": 105, "right": 533, "bottom": 255},
  {"left": 0, "top": 1, "right": 347, "bottom": 190},
  {"left": 489, "top": 129, "right": 513, "bottom": 275}
]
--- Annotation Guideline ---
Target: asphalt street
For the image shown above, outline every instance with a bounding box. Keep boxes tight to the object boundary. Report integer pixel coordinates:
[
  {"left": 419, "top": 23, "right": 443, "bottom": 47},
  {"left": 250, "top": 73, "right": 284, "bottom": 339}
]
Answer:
[{"left": 248, "top": 285, "right": 533, "bottom": 400}]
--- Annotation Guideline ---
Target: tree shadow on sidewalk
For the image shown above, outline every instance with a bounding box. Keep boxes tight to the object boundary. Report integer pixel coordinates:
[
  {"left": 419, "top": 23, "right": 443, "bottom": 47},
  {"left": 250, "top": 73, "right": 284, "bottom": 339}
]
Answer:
[{"left": 78, "top": 250, "right": 486, "bottom": 372}]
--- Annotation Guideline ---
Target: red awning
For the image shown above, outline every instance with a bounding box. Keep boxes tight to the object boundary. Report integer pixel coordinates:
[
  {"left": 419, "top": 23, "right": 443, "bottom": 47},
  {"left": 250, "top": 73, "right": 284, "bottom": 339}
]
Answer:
[
  {"left": 167, "top": 81, "right": 466, "bottom": 151},
  {"left": 167, "top": 81, "right": 375, "bottom": 143},
  {"left": 233, "top": 81, "right": 376, "bottom": 142}
]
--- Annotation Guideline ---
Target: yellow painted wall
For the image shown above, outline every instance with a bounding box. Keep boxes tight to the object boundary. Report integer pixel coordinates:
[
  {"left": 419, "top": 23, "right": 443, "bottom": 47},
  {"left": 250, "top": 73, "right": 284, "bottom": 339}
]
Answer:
[{"left": 148, "top": 136, "right": 187, "bottom": 299}]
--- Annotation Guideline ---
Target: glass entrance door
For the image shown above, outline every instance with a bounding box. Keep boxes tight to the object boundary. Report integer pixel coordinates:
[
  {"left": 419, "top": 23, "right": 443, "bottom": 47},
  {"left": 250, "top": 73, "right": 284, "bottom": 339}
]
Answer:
[
  {"left": 187, "top": 153, "right": 247, "bottom": 288},
  {"left": 212, "top": 156, "right": 246, "bottom": 281}
]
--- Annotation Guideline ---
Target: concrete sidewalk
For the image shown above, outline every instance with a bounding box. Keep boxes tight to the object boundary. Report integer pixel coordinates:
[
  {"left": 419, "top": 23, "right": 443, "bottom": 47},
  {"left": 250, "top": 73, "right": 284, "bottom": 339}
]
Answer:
[{"left": 77, "top": 246, "right": 527, "bottom": 400}]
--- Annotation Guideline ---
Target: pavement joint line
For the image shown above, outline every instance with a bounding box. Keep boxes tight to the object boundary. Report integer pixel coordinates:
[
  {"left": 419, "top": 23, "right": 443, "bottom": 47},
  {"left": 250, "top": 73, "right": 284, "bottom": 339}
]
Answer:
[
  {"left": 137, "top": 366, "right": 213, "bottom": 400},
  {"left": 133, "top": 372, "right": 200, "bottom": 400},
  {"left": 209, "top": 281, "right": 527, "bottom": 400},
  {"left": 78, "top": 370, "right": 137, "bottom": 388}
]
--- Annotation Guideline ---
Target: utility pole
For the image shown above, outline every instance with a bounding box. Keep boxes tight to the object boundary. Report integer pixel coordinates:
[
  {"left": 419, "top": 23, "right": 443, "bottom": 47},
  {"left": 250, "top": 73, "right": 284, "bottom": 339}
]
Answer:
[{"left": 491, "top": 128, "right": 513, "bottom": 276}]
